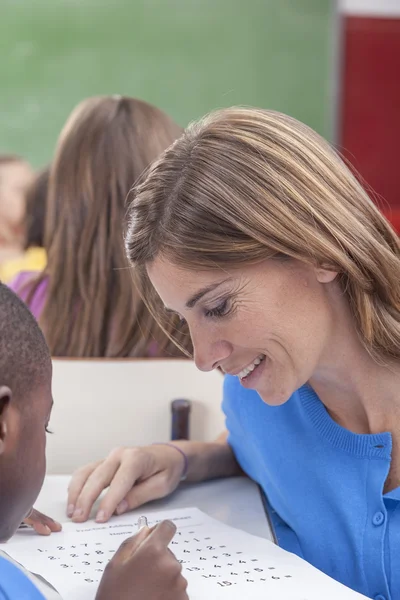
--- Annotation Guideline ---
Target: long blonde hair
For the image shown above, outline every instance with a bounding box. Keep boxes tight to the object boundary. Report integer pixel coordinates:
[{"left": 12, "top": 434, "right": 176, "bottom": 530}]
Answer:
[
  {"left": 29, "top": 96, "right": 183, "bottom": 357},
  {"left": 125, "top": 107, "right": 400, "bottom": 362}
]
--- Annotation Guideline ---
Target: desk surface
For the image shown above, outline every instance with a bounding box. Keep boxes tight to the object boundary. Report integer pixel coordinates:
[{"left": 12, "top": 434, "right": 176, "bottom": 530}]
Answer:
[{"left": 6, "top": 475, "right": 272, "bottom": 599}]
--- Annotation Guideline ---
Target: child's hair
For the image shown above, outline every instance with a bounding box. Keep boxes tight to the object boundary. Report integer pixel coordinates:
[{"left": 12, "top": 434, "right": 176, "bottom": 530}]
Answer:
[
  {"left": 125, "top": 107, "right": 400, "bottom": 363},
  {"left": 0, "top": 154, "right": 23, "bottom": 166},
  {"left": 0, "top": 282, "right": 50, "bottom": 400},
  {"left": 25, "top": 166, "right": 49, "bottom": 249},
  {"left": 27, "top": 96, "right": 183, "bottom": 357}
]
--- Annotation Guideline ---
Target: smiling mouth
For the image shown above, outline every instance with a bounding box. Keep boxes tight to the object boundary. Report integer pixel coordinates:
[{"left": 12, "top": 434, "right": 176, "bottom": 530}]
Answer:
[{"left": 237, "top": 354, "right": 265, "bottom": 381}]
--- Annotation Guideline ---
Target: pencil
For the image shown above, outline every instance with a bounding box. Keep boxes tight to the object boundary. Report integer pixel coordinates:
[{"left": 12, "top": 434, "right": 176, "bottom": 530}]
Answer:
[{"left": 137, "top": 516, "right": 148, "bottom": 531}]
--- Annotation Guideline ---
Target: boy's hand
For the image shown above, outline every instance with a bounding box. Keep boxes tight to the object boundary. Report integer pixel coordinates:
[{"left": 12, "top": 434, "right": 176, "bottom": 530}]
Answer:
[
  {"left": 22, "top": 508, "right": 62, "bottom": 535},
  {"left": 95, "top": 520, "right": 188, "bottom": 600}
]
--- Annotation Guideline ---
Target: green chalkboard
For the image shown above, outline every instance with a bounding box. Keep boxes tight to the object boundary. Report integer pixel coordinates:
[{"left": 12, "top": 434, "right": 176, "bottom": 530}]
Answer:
[{"left": 0, "top": 0, "right": 334, "bottom": 167}]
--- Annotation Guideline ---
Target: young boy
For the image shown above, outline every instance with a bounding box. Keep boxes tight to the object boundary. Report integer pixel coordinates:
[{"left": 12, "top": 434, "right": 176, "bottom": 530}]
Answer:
[{"left": 0, "top": 283, "right": 188, "bottom": 599}]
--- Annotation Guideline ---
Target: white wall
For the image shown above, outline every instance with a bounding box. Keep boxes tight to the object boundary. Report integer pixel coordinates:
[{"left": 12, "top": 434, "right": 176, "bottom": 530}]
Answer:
[
  {"left": 47, "top": 359, "right": 226, "bottom": 474},
  {"left": 339, "top": 0, "right": 400, "bottom": 17}
]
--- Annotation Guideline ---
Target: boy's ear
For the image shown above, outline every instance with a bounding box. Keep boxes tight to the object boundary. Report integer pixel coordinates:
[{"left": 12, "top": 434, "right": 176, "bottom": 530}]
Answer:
[{"left": 0, "top": 386, "right": 12, "bottom": 455}]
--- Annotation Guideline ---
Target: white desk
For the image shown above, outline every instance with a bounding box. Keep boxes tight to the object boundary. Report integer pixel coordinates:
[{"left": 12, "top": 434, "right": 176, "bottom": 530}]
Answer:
[{"left": 6, "top": 475, "right": 272, "bottom": 599}]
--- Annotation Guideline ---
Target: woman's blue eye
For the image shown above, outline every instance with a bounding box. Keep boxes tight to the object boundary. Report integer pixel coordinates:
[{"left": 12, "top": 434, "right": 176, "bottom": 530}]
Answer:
[{"left": 205, "top": 299, "right": 230, "bottom": 318}]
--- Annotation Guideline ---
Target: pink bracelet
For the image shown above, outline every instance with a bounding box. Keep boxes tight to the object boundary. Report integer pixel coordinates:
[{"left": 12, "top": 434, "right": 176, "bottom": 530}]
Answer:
[{"left": 153, "top": 443, "right": 188, "bottom": 481}]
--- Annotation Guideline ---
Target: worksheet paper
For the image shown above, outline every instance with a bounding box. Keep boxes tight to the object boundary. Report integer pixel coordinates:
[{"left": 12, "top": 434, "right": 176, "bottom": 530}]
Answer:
[{"left": 1, "top": 507, "right": 368, "bottom": 600}]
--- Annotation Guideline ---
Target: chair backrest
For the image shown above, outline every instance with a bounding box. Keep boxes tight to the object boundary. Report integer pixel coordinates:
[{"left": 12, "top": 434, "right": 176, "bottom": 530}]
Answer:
[{"left": 47, "top": 358, "right": 225, "bottom": 474}]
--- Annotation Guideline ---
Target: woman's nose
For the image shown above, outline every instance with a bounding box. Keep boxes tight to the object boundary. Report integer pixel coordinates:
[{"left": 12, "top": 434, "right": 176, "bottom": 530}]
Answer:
[{"left": 192, "top": 329, "right": 232, "bottom": 372}]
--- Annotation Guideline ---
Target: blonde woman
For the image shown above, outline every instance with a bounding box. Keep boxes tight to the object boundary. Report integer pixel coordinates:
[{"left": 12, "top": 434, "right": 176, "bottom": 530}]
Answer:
[{"left": 69, "top": 108, "right": 400, "bottom": 599}]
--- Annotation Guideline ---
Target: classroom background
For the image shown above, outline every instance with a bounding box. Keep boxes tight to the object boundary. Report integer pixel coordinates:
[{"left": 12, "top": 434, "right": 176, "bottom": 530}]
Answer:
[
  {"left": 0, "top": 0, "right": 399, "bottom": 467},
  {"left": 1, "top": 4, "right": 400, "bottom": 599},
  {"left": 1, "top": 0, "right": 399, "bottom": 216}
]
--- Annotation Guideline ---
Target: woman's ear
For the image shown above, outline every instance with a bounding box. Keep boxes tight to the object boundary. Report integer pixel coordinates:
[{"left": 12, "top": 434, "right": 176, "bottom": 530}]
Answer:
[
  {"left": 0, "top": 386, "right": 12, "bottom": 455},
  {"left": 314, "top": 266, "right": 339, "bottom": 284}
]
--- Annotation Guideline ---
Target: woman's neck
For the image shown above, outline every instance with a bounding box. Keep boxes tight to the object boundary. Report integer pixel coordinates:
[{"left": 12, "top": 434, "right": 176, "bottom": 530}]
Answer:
[{"left": 309, "top": 288, "right": 400, "bottom": 435}]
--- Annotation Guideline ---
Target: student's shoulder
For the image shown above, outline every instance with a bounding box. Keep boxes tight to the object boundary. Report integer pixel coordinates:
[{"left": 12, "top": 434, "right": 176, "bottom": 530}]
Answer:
[
  {"left": 0, "top": 555, "right": 45, "bottom": 599},
  {"left": 7, "top": 271, "right": 48, "bottom": 319},
  {"left": 0, "top": 248, "right": 46, "bottom": 284},
  {"left": 8, "top": 270, "right": 40, "bottom": 296}
]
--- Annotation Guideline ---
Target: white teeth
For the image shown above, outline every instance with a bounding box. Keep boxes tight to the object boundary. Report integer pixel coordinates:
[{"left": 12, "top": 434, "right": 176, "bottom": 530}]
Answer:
[{"left": 238, "top": 354, "right": 265, "bottom": 380}]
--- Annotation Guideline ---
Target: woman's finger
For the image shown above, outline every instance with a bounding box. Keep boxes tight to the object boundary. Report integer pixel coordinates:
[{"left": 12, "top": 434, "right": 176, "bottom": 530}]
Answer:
[
  {"left": 116, "top": 470, "right": 176, "bottom": 516},
  {"left": 71, "top": 453, "right": 125, "bottom": 522},
  {"left": 67, "top": 461, "right": 102, "bottom": 516},
  {"left": 94, "top": 451, "right": 152, "bottom": 522}
]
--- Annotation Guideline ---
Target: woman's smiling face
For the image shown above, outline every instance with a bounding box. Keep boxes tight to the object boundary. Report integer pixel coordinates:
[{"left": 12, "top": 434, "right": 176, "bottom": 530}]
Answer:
[{"left": 147, "top": 255, "right": 337, "bottom": 405}]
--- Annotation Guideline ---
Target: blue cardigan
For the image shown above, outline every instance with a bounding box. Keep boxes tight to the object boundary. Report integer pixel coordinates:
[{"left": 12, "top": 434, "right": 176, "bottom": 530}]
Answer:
[{"left": 223, "top": 374, "right": 400, "bottom": 600}]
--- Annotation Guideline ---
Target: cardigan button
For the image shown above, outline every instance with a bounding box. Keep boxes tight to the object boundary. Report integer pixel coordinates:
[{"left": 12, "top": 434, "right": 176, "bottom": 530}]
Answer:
[{"left": 372, "top": 511, "right": 385, "bottom": 526}]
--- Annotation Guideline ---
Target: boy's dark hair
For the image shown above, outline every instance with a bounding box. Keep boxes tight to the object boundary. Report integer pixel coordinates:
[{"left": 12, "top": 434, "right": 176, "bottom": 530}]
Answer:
[
  {"left": 25, "top": 166, "right": 49, "bottom": 249},
  {"left": 0, "top": 283, "right": 50, "bottom": 400}
]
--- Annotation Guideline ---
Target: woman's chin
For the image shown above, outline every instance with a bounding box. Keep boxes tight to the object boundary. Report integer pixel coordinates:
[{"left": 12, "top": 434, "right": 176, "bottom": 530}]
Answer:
[{"left": 257, "top": 382, "right": 293, "bottom": 406}]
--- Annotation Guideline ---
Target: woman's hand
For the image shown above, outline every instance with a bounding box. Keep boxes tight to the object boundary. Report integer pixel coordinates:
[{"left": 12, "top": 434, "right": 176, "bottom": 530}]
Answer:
[
  {"left": 67, "top": 445, "right": 186, "bottom": 523},
  {"left": 95, "top": 520, "right": 188, "bottom": 600},
  {"left": 67, "top": 434, "right": 240, "bottom": 524},
  {"left": 22, "top": 508, "right": 62, "bottom": 535}
]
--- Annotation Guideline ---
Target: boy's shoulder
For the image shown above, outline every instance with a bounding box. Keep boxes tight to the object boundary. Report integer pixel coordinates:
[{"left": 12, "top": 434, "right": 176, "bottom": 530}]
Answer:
[{"left": 0, "top": 555, "right": 45, "bottom": 599}]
